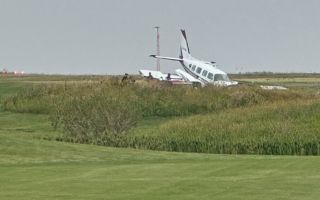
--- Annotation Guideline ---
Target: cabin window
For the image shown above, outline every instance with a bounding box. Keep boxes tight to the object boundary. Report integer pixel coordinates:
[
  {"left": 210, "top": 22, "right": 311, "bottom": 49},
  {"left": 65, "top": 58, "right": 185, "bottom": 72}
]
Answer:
[
  {"left": 196, "top": 67, "right": 202, "bottom": 74},
  {"left": 223, "top": 74, "right": 230, "bottom": 81},
  {"left": 202, "top": 70, "right": 208, "bottom": 77},
  {"left": 214, "top": 74, "right": 225, "bottom": 81},
  {"left": 189, "top": 64, "right": 192, "bottom": 68},
  {"left": 207, "top": 73, "right": 213, "bottom": 80},
  {"left": 192, "top": 65, "right": 196, "bottom": 71}
]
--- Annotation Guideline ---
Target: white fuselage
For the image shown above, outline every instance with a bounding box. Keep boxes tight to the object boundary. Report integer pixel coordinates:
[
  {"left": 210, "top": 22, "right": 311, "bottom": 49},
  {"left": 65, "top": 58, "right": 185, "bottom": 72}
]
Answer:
[{"left": 180, "top": 58, "right": 236, "bottom": 86}]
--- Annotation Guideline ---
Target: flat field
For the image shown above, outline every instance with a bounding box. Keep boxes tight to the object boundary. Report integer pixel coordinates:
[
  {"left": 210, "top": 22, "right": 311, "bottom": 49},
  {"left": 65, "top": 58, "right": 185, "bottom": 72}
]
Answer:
[
  {"left": 1, "top": 73, "right": 320, "bottom": 199},
  {"left": 230, "top": 73, "right": 320, "bottom": 88}
]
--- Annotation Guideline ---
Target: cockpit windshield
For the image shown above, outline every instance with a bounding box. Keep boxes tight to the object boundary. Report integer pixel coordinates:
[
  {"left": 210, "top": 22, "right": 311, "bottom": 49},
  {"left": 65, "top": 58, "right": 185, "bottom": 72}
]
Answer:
[{"left": 214, "top": 74, "right": 230, "bottom": 82}]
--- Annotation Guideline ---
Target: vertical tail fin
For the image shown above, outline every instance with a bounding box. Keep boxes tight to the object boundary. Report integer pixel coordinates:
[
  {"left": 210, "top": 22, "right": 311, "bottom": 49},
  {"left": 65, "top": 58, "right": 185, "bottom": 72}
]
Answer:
[{"left": 180, "top": 29, "right": 191, "bottom": 60}]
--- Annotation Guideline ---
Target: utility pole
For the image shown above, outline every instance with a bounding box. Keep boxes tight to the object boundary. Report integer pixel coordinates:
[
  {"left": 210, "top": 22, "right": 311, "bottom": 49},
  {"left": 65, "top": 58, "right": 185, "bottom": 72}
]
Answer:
[{"left": 153, "top": 27, "right": 160, "bottom": 71}]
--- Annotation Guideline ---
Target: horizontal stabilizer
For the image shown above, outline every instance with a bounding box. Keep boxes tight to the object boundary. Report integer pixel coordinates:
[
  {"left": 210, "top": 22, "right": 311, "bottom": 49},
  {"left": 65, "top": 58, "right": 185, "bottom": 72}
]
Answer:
[{"left": 149, "top": 55, "right": 183, "bottom": 61}]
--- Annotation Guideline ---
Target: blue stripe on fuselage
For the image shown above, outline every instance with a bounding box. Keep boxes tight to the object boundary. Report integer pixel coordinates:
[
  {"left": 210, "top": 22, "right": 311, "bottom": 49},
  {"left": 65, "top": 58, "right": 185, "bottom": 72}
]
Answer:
[{"left": 179, "top": 61, "right": 212, "bottom": 85}]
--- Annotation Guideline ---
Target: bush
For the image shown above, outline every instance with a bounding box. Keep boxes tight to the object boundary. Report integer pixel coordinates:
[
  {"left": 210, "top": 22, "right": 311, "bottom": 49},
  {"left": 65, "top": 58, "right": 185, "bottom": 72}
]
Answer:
[{"left": 50, "top": 95, "right": 141, "bottom": 143}]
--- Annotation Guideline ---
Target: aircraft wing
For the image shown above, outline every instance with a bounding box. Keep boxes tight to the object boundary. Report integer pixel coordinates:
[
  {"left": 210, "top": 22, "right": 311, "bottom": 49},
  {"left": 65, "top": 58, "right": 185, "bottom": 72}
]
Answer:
[
  {"left": 139, "top": 69, "right": 205, "bottom": 87},
  {"left": 139, "top": 70, "right": 182, "bottom": 80},
  {"left": 139, "top": 70, "right": 166, "bottom": 79},
  {"left": 149, "top": 55, "right": 183, "bottom": 61}
]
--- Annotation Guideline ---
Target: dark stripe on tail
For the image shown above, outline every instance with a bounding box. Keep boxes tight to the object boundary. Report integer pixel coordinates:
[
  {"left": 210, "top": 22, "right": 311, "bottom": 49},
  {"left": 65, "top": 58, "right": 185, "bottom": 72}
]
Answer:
[{"left": 181, "top": 29, "right": 190, "bottom": 54}]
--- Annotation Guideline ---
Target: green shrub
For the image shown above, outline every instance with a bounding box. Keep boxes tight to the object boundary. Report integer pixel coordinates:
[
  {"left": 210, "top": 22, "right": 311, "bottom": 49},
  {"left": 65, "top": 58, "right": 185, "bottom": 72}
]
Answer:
[{"left": 50, "top": 94, "right": 141, "bottom": 143}]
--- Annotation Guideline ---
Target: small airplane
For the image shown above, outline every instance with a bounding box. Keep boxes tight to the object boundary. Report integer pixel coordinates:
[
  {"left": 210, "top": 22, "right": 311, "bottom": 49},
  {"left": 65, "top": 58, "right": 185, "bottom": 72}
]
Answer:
[{"left": 139, "top": 29, "right": 238, "bottom": 87}]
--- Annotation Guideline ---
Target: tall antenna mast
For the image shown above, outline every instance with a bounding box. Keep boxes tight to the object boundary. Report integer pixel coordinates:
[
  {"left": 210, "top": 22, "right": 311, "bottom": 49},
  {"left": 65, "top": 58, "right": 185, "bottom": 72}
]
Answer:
[{"left": 153, "top": 27, "right": 160, "bottom": 71}]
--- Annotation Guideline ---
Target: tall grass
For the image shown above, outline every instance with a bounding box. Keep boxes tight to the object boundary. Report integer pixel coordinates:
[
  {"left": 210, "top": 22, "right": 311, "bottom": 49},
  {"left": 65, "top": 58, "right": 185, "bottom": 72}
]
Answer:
[
  {"left": 2, "top": 78, "right": 320, "bottom": 155},
  {"left": 150, "top": 101, "right": 320, "bottom": 155},
  {"left": 50, "top": 94, "right": 141, "bottom": 143},
  {"left": 79, "top": 101, "right": 320, "bottom": 156},
  {"left": 1, "top": 79, "right": 259, "bottom": 116}
]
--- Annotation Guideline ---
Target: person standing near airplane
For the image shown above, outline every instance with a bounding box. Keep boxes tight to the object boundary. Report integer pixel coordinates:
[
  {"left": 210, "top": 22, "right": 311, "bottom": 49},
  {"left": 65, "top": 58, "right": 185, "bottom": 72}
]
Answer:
[
  {"left": 147, "top": 72, "right": 153, "bottom": 81},
  {"left": 121, "top": 73, "right": 129, "bottom": 85},
  {"left": 166, "top": 73, "right": 171, "bottom": 81}
]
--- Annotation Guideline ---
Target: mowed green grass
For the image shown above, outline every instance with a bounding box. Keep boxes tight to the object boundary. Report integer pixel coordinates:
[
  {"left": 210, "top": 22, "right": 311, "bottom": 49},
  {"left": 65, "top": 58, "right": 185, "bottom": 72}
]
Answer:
[
  {"left": 1, "top": 112, "right": 320, "bottom": 199},
  {"left": 0, "top": 82, "right": 32, "bottom": 99}
]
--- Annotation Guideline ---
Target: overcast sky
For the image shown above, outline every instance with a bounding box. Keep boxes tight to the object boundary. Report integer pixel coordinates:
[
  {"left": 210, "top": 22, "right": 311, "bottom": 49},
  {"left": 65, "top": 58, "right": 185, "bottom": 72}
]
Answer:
[{"left": 1, "top": 0, "right": 320, "bottom": 75}]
